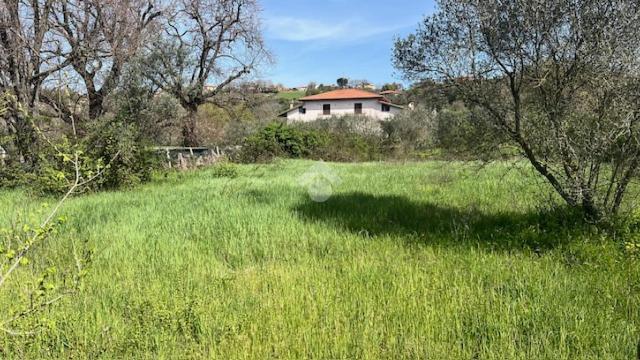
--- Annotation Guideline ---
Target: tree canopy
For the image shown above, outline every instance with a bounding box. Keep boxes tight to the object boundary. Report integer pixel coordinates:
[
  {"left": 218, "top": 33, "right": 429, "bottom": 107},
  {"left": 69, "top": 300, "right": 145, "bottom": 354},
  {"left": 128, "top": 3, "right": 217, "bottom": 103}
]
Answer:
[{"left": 395, "top": 0, "right": 640, "bottom": 218}]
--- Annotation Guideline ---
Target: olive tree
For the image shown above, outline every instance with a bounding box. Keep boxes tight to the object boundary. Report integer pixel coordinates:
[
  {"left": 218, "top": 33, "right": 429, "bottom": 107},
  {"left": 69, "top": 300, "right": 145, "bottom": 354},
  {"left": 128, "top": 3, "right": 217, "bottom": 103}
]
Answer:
[
  {"left": 395, "top": 0, "right": 640, "bottom": 218},
  {"left": 50, "top": 0, "right": 161, "bottom": 120},
  {"left": 143, "top": 0, "right": 269, "bottom": 147}
]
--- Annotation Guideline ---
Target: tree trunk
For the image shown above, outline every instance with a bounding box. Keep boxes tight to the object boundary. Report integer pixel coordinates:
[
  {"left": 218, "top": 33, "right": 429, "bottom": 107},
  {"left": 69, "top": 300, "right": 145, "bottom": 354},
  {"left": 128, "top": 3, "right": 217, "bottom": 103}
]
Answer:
[
  {"left": 85, "top": 77, "right": 106, "bottom": 120},
  {"left": 7, "top": 110, "right": 39, "bottom": 166},
  {"left": 88, "top": 94, "right": 105, "bottom": 120},
  {"left": 182, "top": 108, "right": 199, "bottom": 147}
]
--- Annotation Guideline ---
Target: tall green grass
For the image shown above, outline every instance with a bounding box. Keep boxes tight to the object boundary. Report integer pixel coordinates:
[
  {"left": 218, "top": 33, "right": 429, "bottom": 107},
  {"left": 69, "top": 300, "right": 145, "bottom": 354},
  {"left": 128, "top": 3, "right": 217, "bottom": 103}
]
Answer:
[{"left": 0, "top": 160, "right": 638, "bottom": 359}]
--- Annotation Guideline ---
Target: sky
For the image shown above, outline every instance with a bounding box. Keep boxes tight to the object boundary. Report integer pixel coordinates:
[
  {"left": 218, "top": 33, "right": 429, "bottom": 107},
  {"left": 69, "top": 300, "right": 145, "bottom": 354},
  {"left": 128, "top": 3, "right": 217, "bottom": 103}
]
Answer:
[{"left": 259, "top": 0, "right": 436, "bottom": 88}]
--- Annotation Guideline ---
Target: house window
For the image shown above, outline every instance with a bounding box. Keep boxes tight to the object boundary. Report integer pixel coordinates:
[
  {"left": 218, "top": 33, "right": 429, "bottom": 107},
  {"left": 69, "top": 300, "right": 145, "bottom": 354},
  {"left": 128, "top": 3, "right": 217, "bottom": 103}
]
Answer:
[
  {"left": 323, "top": 104, "right": 331, "bottom": 115},
  {"left": 299, "top": 107, "right": 306, "bottom": 114},
  {"left": 354, "top": 103, "right": 363, "bottom": 114},
  {"left": 381, "top": 104, "right": 391, "bottom": 112}
]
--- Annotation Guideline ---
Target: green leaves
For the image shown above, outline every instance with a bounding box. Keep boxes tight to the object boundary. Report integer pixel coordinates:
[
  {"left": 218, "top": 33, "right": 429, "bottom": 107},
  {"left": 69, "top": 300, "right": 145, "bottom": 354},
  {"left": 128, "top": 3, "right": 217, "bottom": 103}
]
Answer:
[{"left": 5, "top": 249, "right": 16, "bottom": 260}]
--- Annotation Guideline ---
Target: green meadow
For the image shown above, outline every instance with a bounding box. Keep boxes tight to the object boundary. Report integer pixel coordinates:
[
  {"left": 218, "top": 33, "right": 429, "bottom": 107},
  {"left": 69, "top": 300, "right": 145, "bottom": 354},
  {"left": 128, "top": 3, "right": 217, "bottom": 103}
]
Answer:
[
  {"left": 1, "top": 160, "right": 638, "bottom": 359},
  {"left": 277, "top": 90, "right": 306, "bottom": 101}
]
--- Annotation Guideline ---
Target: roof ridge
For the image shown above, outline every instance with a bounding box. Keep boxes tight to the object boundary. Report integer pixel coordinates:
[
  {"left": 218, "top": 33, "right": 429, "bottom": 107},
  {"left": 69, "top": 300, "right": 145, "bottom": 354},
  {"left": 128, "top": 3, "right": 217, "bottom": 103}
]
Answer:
[{"left": 300, "top": 88, "right": 384, "bottom": 101}]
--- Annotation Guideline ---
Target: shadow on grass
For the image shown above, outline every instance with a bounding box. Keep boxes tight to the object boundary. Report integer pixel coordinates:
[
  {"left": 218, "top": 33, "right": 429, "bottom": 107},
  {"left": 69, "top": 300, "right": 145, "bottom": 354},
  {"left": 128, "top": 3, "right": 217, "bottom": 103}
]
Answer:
[{"left": 293, "top": 192, "right": 590, "bottom": 252}]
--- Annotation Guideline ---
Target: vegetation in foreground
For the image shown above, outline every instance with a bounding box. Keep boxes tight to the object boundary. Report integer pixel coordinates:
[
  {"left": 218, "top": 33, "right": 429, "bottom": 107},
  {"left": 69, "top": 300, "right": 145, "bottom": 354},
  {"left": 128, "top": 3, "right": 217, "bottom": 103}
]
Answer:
[{"left": 1, "top": 161, "right": 638, "bottom": 359}]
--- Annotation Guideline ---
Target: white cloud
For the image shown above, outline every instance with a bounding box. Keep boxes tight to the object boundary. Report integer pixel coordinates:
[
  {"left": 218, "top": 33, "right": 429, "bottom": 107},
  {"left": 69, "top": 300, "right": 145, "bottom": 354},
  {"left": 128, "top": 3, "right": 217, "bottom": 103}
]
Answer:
[{"left": 265, "top": 16, "right": 402, "bottom": 42}]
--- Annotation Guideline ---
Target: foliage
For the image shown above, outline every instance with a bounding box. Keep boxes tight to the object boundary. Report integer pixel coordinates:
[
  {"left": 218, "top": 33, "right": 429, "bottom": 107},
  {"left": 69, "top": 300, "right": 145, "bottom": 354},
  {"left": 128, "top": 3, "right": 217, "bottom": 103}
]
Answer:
[
  {"left": 394, "top": 0, "right": 640, "bottom": 218},
  {"left": 0, "top": 112, "right": 158, "bottom": 195},
  {"left": 0, "top": 210, "right": 92, "bottom": 336},
  {"left": 431, "top": 102, "right": 511, "bottom": 160},
  {"left": 0, "top": 138, "right": 99, "bottom": 337},
  {"left": 81, "top": 116, "right": 158, "bottom": 191},
  {"left": 0, "top": 119, "right": 104, "bottom": 195},
  {"left": 33, "top": 141, "right": 106, "bottom": 195},
  {"left": 210, "top": 162, "right": 240, "bottom": 178},
  {"left": 381, "top": 105, "right": 437, "bottom": 157},
  {"left": 142, "top": 0, "right": 270, "bottom": 146},
  {"left": 316, "top": 131, "right": 382, "bottom": 162},
  {"left": 406, "top": 79, "right": 464, "bottom": 110},
  {"left": 381, "top": 83, "right": 403, "bottom": 91},
  {"left": 238, "top": 122, "right": 327, "bottom": 163},
  {"left": 297, "top": 116, "right": 384, "bottom": 162},
  {"left": 0, "top": 161, "right": 638, "bottom": 358},
  {"left": 239, "top": 117, "right": 392, "bottom": 163},
  {"left": 138, "top": 93, "right": 183, "bottom": 146},
  {"left": 304, "top": 83, "right": 319, "bottom": 96}
]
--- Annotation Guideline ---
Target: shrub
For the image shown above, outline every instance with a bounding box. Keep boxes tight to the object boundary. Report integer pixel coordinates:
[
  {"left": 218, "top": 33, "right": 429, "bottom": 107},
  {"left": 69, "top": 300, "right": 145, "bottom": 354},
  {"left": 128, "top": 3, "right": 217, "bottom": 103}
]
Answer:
[
  {"left": 81, "top": 116, "right": 159, "bottom": 190},
  {"left": 314, "top": 131, "right": 383, "bottom": 162},
  {"left": 210, "top": 162, "right": 239, "bottom": 178},
  {"left": 0, "top": 123, "right": 159, "bottom": 195},
  {"left": 0, "top": 162, "right": 33, "bottom": 189},
  {"left": 296, "top": 116, "right": 385, "bottom": 162},
  {"left": 238, "top": 122, "right": 326, "bottom": 163},
  {"left": 1, "top": 135, "right": 108, "bottom": 195},
  {"left": 381, "top": 106, "right": 437, "bottom": 158},
  {"left": 238, "top": 117, "right": 393, "bottom": 163}
]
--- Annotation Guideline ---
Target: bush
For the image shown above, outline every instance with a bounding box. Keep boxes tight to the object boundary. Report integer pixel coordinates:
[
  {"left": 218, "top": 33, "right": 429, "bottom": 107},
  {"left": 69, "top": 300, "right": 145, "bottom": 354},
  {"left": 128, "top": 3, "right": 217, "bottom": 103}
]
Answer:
[
  {"left": 0, "top": 137, "right": 108, "bottom": 195},
  {"left": 235, "top": 109, "right": 511, "bottom": 164},
  {"left": 0, "top": 161, "right": 33, "bottom": 189},
  {"left": 381, "top": 106, "right": 436, "bottom": 158},
  {"left": 81, "top": 116, "right": 159, "bottom": 190},
  {"left": 210, "top": 162, "right": 239, "bottom": 178},
  {"left": 0, "top": 118, "right": 160, "bottom": 195},
  {"left": 238, "top": 122, "right": 326, "bottom": 163},
  {"left": 313, "top": 131, "right": 383, "bottom": 162},
  {"left": 295, "top": 116, "right": 385, "bottom": 162}
]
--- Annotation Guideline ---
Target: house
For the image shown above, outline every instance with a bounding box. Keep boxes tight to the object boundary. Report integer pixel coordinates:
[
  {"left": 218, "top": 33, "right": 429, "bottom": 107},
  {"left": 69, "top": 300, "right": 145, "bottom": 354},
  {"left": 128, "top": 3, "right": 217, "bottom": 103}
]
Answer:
[{"left": 279, "top": 89, "right": 403, "bottom": 122}]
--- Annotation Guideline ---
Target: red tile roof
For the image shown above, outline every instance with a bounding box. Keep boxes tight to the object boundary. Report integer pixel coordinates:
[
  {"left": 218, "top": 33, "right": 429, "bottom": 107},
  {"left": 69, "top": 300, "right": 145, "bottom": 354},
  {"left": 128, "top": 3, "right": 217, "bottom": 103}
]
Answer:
[{"left": 299, "top": 89, "right": 383, "bottom": 101}]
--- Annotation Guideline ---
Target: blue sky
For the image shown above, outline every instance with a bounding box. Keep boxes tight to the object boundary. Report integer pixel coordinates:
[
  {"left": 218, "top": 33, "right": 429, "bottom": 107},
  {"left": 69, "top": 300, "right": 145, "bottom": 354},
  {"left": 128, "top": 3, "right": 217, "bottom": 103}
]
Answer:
[{"left": 259, "top": 0, "right": 436, "bottom": 87}]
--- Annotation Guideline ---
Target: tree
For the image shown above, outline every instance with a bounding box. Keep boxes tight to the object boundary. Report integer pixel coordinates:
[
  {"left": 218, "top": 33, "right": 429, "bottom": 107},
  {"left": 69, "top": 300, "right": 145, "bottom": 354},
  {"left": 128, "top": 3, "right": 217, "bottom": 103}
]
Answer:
[
  {"left": 305, "top": 82, "right": 319, "bottom": 96},
  {"left": 381, "top": 83, "right": 402, "bottom": 92},
  {"left": 351, "top": 79, "right": 372, "bottom": 89},
  {"left": 50, "top": 0, "right": 161, "bottom": 120},
  {"left": 143, "top": 0, "right": 270, "bottom": 147},
  {"left": 337, "top": 77, "right": 348, "bottom": 88},
  {"left": 394, "top": 0, "right": 640, "bottom": 219},
  {"left": 0, "top": 0, "right": 71, "bottom": 164}
]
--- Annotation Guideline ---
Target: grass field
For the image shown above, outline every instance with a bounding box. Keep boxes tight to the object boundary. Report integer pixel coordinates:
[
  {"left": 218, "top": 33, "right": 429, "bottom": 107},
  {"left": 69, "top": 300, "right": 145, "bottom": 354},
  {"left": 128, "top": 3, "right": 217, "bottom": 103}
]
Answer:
[
  {"left": 1, "top": 160, "right": 638, "bottom": 358},
  {"left": 277, "top": 90, "right": 305, "bottom": 101}
]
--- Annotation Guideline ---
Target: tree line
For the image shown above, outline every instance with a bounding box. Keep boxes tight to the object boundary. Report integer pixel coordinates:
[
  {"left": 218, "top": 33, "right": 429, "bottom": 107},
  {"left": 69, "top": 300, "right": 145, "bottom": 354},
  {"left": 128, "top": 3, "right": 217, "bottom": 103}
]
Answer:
[{"left": 0, "top": 0, "right": 268, "bottom": 164}]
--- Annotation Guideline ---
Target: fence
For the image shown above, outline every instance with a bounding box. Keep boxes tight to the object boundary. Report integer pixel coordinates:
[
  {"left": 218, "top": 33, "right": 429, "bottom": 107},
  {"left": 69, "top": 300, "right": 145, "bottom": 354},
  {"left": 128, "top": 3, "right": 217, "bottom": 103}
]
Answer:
[{"left": 154, "top": 146, "right": 232, "bottom": 170}]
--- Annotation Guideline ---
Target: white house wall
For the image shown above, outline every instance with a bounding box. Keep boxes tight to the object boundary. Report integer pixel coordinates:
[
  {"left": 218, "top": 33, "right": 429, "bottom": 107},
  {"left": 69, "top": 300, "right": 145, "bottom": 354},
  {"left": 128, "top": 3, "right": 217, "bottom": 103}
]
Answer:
[{"left": 286, "top": 99, "right": 401, "bottom": 122}]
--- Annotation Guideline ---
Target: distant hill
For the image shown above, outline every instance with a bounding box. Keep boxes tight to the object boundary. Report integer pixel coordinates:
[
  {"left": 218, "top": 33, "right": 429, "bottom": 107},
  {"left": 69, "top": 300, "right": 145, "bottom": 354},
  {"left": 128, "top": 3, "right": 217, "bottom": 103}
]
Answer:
[{"left": 277, "top": 90, "right": 305, "bottom": 101}]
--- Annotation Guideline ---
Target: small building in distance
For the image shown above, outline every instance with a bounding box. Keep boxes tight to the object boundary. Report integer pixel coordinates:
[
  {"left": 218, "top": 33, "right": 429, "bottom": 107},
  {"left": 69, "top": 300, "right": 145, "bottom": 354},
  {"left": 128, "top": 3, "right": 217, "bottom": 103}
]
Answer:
[
  {"left": 290, "top": 85, "right": 308, "bottom": 93},
  {"left": 279, "top": 89, "right": 403, "bottom": 122}
]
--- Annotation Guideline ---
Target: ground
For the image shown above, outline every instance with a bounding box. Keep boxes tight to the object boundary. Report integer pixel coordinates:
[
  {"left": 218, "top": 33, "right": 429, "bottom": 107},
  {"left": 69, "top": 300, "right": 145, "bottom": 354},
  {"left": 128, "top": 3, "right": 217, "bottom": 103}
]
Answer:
[{"left": 0, "top": 160, "right": 638, "bottom": 358}]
